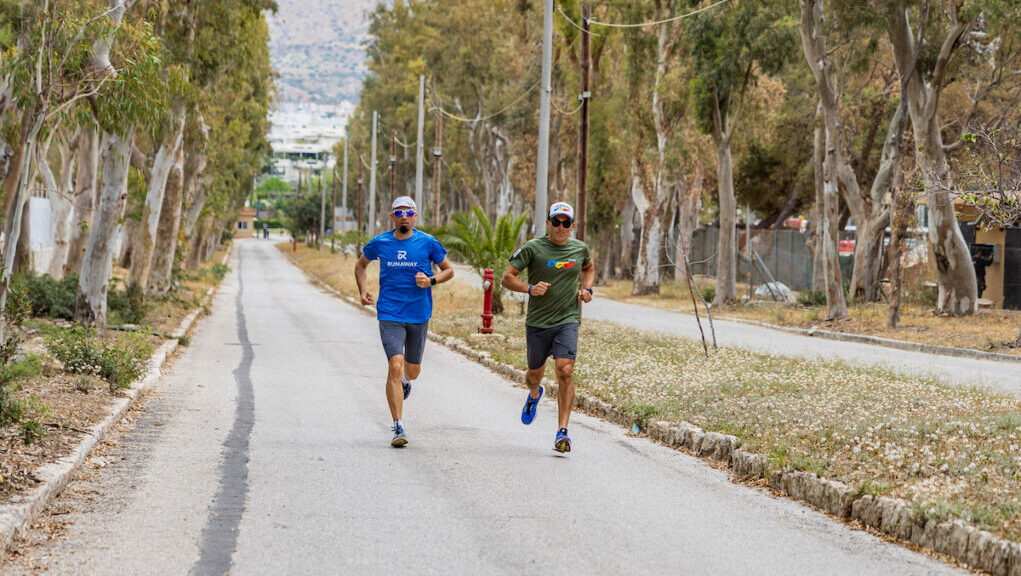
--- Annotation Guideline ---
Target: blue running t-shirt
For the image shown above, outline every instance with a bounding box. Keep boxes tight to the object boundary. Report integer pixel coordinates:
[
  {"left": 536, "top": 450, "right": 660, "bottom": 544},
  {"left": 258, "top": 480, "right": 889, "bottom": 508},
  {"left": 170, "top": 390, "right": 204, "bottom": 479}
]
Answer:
[{"left": 362, "top": 229, "right": 448, "bottom": 323}]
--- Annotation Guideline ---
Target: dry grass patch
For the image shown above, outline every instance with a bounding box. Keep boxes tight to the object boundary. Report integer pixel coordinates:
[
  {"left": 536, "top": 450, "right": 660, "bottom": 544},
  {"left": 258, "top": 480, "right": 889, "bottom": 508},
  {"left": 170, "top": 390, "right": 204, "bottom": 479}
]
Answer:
[{"left": 599, "top": 278, "right": 1021, "bottom": 356}]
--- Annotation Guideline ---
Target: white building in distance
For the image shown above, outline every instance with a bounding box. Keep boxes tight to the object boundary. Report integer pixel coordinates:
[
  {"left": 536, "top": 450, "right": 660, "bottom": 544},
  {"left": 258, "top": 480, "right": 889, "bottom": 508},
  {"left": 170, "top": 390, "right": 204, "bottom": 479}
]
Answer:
[{"left": 268, "top": 102, "right": 353, "bottom": 182}]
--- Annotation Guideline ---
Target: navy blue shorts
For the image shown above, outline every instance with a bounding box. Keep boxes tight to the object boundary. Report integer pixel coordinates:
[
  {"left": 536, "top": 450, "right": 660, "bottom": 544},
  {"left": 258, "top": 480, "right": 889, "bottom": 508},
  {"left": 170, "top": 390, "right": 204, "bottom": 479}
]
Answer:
[
  {"left": 525, "top": 322, "right": 579, "bottom": 370},
  {"left": 378, "top": 321, "right": 429, "bottom": 364}
]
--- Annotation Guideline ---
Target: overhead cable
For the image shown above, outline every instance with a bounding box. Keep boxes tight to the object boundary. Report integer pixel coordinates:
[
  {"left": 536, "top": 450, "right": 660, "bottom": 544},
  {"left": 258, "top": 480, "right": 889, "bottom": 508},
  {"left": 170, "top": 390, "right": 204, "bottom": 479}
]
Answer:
[{"left": 587, "top": 0, "right": 730, "bottom": 29}]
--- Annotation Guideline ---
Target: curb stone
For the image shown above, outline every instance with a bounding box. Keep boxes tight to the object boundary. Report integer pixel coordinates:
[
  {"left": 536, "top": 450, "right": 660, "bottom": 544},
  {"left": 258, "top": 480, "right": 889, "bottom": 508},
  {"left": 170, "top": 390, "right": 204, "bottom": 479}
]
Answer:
[
  {"left": 0, "top": 245, "right": 233, "bottom": 554},
  {"left": 282, "top": 248, "right": 1020, "bottom": 576},
  {"left": 722, "top": 315, "right": 1021, "bottom": 364}
]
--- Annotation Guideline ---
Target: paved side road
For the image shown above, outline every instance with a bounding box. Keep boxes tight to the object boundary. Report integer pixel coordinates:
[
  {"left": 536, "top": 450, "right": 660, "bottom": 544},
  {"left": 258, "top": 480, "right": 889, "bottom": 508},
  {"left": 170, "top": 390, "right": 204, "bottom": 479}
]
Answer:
[
  {"left": 583, "top": 298, "right": 1020, "bottom": 396},
  {"left": 2, "top": 240, "right": 967, "bottom": 575}
]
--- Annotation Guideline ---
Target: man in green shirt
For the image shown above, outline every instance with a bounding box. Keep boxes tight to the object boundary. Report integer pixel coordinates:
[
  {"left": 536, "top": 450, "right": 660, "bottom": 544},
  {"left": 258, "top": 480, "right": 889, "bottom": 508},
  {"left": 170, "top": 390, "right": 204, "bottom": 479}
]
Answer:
[{"left": 502, "top": 202, "right": 595, "bottom": 453}]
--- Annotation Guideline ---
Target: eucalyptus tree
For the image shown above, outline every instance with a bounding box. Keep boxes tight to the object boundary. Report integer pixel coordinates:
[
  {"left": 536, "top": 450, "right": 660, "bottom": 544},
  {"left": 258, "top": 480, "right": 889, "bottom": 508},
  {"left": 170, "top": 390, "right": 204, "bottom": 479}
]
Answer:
[
  {"left": 75, "top": 2, "right": 175, "bottom": 328},
  {"left": 887, "top": 0, "right": 1017, "bottom": 315},
  {"left": 686, "top": 0, "right": 796, "bottom": 306}
]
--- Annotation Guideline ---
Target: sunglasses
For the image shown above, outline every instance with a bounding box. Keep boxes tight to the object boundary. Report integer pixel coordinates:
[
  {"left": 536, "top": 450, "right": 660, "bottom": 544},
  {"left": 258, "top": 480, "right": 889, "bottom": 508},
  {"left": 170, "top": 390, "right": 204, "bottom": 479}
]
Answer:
[
  {"left": 392, "top": 209, "right": 416, "bottom": 218},
  {"left": 549, "top": 218, "right": 573, "bottom": 228}
]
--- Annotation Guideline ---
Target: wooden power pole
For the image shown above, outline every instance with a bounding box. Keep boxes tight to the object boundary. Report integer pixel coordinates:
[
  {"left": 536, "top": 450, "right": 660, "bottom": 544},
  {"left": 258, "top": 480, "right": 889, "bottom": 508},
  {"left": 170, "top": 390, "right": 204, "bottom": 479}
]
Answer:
[{"left": 577, "top": 2, "right": 592, "bottom": 242}]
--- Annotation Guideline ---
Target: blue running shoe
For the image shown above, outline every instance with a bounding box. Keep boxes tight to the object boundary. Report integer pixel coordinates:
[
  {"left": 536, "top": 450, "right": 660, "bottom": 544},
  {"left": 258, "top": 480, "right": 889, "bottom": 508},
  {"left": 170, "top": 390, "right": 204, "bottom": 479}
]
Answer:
[
  {"left": 553, "top": 427, "right": 571, "bottom": 453},
  {"left": 520, "top": 386, "right": 544, "bottom": 425},
  {"left": 391, "top": 422, "right": 408, "bottom": 447},
  {"left": 402, "top": 378, "right": 412, "bottom": 400}
]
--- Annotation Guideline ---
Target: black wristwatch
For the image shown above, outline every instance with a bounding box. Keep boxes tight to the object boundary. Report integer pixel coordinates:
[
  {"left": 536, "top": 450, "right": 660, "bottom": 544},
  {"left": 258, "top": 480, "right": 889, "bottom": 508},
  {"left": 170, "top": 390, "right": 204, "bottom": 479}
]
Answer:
[
  {"left": 430, "top": 277, "right": 437, "bottom": 286},
  {"left": 584, "top": 287, "right": 593, "bottom": 295}
]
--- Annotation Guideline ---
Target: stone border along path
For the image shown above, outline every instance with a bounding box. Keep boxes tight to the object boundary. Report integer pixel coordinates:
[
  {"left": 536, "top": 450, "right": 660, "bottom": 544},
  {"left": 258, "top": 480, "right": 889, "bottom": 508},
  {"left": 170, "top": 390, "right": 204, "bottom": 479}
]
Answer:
[
  {"left": 286, "top": 250, "right": 1021, "bottom": 576},
  {"left": 0, "top": 246, "right": 234, "bottom": 554}
]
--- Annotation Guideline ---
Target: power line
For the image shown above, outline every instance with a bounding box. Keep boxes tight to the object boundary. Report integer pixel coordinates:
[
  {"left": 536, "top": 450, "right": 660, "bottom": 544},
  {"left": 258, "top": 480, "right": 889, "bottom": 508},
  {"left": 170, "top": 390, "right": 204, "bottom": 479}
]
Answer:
[
  {"left": 430, "top": 78, "right": 542, "bottom": 124},
  {"left": 556, "top": 5, "right": 605, "bottom": 37},
  {"left": 587, "top": 0, "right": 730, "bottom": 28}
]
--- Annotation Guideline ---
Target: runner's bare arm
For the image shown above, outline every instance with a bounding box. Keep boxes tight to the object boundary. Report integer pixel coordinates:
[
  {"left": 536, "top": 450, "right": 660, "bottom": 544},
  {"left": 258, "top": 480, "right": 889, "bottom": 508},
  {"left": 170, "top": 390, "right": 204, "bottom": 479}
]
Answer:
[
  {"left": 502, "top": 265, "right": 549, "bottom": 296},
  {"left": 354, "top": 255, "right": 375, "bottom": 305},
  {"left": 578, "top": 260, "right": 595, "bottom": 303},
  {"left": 415, "top": 257, "right": 455, "bottom": 288}
]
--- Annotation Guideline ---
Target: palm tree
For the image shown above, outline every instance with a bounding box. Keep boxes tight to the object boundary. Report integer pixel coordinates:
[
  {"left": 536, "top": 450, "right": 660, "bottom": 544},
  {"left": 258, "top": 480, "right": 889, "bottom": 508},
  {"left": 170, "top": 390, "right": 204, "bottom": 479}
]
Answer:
[{"left": 435, "top": 206, "right": 527, "bottom": 314}]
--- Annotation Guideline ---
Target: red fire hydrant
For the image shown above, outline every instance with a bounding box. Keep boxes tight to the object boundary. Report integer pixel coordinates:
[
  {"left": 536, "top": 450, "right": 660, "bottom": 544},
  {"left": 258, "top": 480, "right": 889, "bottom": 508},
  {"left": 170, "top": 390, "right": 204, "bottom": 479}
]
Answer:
[{"left": 480, "top": 268, "right": 495, "bottom": 334}]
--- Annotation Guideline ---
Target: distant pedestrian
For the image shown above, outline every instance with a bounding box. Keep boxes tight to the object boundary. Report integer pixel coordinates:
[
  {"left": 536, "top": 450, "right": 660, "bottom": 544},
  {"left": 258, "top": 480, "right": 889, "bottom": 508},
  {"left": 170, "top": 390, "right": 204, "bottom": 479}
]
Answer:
[
  {"left": 501, "top": 202, "right": 594, "bottom": 453},
  {"left": 355, "top": 196, "right": 454, "bottom": 447}
]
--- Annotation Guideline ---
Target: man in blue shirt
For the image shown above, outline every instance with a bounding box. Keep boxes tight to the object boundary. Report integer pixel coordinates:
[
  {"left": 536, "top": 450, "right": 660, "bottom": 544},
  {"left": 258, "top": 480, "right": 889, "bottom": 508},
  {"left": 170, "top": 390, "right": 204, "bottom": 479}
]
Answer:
[{"left": 355, "top": 196, "right": 453, "bottom": 447}]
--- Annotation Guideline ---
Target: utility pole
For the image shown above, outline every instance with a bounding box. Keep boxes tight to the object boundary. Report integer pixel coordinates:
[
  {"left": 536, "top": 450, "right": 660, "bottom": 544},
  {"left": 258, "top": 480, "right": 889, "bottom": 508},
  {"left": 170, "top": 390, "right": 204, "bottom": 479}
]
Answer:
[
  {"left": 369, "top": 110, "right": 378, "bottom": 237},
  {"left": 433, "top": 107, "right": 443, "bottom": 228},
  {"left": 577, "top": 2, "right": 592, "bottom": 242},
  {"left": 390, "top": 130, "right": 397, "bottom": 199},
  {"left": 342, "top": 136, "right": 349, "bottom": 232},
  {"left": 319, "top": 161, "right": 326, "bottom": 251},
  {"left": 533, "top": 0, "right": 554, "bottom": 238},
  {"left": 357, "top": 156, "right": 364, "bottom": 234},
  {"left": 415, "top": 75, "right": 426, "bottom": 218}
]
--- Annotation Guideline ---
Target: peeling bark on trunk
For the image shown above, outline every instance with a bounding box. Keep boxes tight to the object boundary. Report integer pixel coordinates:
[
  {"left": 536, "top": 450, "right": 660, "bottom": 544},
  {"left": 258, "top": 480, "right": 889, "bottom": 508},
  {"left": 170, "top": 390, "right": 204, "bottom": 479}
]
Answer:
[
  {"left": 800, "top": 0, "right": 892, "bottom": 307},
  {"left": 631, "top": 17, "right": 679, "bottom": 296},
  {"left": 75, "top": 131, "right": 133, "bottom": 329},
  {"left": 889, "top": 3, "right": 976, "bottom": 315},
  {"left": 64, "top": 129, "right": 99, "bottom": 277},
  {"left": 45, "top": 135, "right": 77, "bottom": 277},
  {"left": 147, "top": 147, "right": 184, "bottom": 296},
  {"left": 129, "top": 107, "right": 185, "bottom": 290}
]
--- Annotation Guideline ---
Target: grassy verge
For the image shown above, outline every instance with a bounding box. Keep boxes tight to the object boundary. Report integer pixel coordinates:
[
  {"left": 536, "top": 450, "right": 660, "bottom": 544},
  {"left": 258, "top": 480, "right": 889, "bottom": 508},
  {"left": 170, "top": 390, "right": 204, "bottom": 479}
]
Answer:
[
  {"left": 598, "top": 277, "right": 1021, "bottom": 356},
  {"left": 284, "top": 244, "right": 1020, "bottom": 543}
]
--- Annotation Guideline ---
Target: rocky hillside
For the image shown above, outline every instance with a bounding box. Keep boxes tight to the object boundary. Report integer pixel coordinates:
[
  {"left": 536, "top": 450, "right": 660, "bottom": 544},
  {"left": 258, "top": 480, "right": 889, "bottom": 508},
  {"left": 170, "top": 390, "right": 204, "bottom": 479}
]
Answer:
[{"left": 267, "top": 0, "right": 380, "bottom": 104}]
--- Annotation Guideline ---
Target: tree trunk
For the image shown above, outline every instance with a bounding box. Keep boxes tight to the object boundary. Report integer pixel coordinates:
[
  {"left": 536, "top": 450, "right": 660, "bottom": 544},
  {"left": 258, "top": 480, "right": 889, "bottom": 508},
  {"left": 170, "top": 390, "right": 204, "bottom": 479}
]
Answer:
[
  {"left": 186, "top": 214, "right": 213, "bottom": 270},
  {"left": 129, "top": 107, "right": 186, "bottom": 291},
  {"left": 711, "top": 134, "right": 737, "bottom": 305},
  {"left": 808, "top": 120, "right": 826, "bottom": 292},
  {"left": 0, "top": 112, "right": 43, "bottom": 340},
  {"left": 64, "top": 129, "right": 99, "bottom": 277},
  {"left": 889, "top": 4, "right": 976, "bottom": 315},
  {"left": 47, "top": 135, "right": 77, "bottom": 278},
  {"left": 75, "top": 131, "right": 133, "bottom": 329},
  {"left": 147, "top": 147, "right": 184, "bottom": 296},
  {"left": 674, "top": 164, "right": 702, "bottom": 286}
]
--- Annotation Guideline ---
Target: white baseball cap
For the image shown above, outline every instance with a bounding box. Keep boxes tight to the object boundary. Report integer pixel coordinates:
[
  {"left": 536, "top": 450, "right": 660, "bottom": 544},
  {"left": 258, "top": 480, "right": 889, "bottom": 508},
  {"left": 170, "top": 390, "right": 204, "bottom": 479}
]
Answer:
[
  {"left": 548, "top": 202, "right": 575, "bottom": 221},
  {"left": 391, "top": 196, "right": 417, "bottom": 210}
]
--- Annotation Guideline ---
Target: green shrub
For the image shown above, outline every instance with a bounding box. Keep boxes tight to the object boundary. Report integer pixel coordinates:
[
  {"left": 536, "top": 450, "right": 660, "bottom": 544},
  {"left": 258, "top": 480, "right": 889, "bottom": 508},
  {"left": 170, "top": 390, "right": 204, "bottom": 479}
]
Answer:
[
  {"left": 108, "top": 282, "right": 148, "bottom": 325},
  {"left": 0, "top": 282, "right": 48, "bottom": 444},
  {"left": 44, "top": 325, "right": 154, "bottom": 389},
  {"left": 702, "top": 285, "right": 718, "bottom": 304},
  {"left": 0, "top": 354, "right": 42, "bottom": 383},
  {"left": 12, "top": 272, "right": 78, "bottom": 320},
  {"left": 797, "top": 289, "right": 827, "bottom": 307}
]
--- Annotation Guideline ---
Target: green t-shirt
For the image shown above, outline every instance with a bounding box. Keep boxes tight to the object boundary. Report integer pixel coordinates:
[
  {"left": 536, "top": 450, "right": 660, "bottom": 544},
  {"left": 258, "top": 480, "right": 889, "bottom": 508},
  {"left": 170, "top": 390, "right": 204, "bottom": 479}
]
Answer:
[{"left": 509, "top": 237, "right": 591, "bottom": 328}]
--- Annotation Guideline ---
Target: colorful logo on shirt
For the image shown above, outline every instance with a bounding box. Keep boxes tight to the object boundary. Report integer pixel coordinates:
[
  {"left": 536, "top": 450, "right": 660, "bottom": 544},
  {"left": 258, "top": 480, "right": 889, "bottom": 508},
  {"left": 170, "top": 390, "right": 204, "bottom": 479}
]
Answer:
[{"left": 547, "top": 260, "right": 576, "bottom": 270}]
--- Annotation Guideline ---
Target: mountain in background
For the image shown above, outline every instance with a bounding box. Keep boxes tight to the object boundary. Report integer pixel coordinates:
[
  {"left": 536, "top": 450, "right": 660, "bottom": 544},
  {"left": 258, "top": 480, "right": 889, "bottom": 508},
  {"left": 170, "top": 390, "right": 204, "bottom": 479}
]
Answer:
[{"left": 267, "top": 0, "right": 379, "bottom": 105}]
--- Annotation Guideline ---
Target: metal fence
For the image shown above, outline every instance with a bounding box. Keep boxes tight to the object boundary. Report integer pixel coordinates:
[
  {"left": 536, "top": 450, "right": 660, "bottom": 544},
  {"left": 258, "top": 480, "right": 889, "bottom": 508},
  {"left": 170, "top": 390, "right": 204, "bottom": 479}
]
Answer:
[{"left": 689, "top": 227, "right": 817, "bottom": 292}]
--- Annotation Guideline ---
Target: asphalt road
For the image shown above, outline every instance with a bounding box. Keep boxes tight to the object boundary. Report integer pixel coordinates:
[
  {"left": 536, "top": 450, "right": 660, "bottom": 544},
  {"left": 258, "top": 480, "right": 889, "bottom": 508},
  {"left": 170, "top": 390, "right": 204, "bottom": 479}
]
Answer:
[{"left": 3, "top": 239, "right": 968, "bottom": 575}]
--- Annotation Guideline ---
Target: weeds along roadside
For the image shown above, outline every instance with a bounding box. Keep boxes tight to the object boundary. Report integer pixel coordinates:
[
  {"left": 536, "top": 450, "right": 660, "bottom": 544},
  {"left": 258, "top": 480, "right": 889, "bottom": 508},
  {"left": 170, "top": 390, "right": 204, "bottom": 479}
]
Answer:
[
  {"left": 0, "top": 258, "right": 232, "bottom": 450},
  {"left": 283, "top": 244, "right": 1020, "bottom": 544}
]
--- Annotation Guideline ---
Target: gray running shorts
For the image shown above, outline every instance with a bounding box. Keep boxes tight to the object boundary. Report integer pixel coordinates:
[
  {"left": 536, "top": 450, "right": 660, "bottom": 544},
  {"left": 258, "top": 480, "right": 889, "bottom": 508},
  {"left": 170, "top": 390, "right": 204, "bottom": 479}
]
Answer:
[
  {"left": 525, "top": 322, "right": 579, "bottom": 370},
  {"left": 378, "top": 321, "right": 429, "bottom": 364}
]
